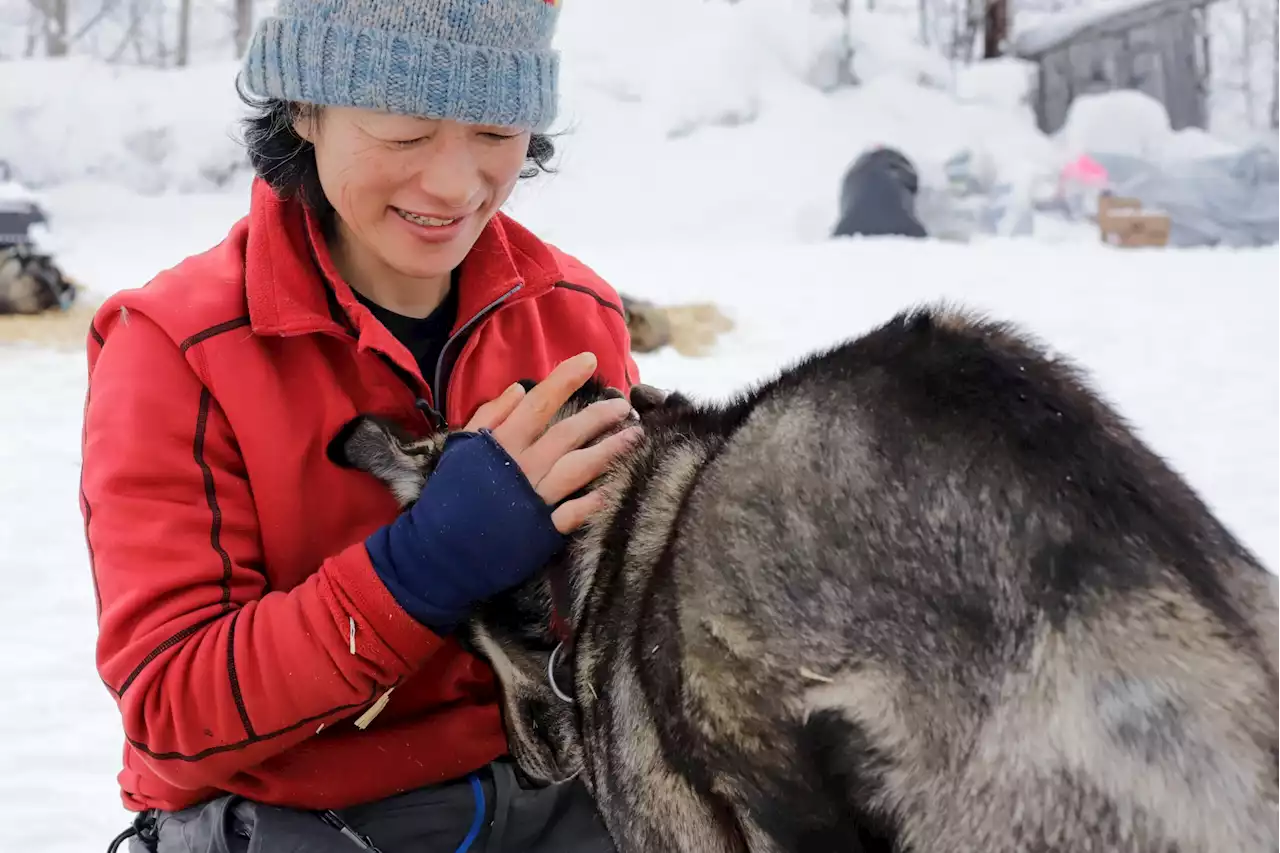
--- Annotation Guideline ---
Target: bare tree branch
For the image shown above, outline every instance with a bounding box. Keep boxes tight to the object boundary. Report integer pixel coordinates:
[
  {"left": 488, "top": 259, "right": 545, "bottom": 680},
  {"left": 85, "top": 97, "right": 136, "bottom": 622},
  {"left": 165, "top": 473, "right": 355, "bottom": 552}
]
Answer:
[
  {"left": 70, "top": 0, "right": 126, "bottom": 46},
  {"left": 106, "top": 0, "right": 149, "bottom": 64}
]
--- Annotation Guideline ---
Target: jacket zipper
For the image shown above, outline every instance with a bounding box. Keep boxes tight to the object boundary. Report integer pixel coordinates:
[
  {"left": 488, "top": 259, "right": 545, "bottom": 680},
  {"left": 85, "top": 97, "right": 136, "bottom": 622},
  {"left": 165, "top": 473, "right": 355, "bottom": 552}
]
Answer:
[
  {"left": 429, "top": 283, "right": 523, "bottom": 425},
  {"left": 379, "top": 283, "right": 525, "bottom": 430}
]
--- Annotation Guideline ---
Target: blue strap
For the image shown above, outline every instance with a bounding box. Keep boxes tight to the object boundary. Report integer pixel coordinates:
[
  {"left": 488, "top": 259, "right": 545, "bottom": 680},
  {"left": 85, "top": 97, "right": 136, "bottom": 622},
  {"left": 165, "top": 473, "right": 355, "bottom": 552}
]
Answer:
[{"left": 454, "top": 773, "right": 486, "bottom": 853}]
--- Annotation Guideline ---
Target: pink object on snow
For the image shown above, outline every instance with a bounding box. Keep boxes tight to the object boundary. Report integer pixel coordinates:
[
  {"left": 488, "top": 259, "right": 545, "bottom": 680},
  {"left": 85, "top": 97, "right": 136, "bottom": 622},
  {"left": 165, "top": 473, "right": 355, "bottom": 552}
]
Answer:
[{"left": 1060, "top": 154, "right": 1109, "bottom": 188}]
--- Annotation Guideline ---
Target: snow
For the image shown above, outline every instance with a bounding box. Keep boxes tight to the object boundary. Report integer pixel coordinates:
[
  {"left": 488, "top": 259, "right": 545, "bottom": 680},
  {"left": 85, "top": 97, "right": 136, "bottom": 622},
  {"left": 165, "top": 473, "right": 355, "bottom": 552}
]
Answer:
[
  {"left": 0, "top": 56, "right": 253, "bottom": 193},
  {"left": 1057, "top": 90, "right": 1178, "bottom": 160},
  {"left": 1011, "top": 0, "right": 1179, "bottom": 56},
  {"left": 1, "top": 2, "right": 1276, "bottom": 850},
  {"left": 953, "top": 57, "right": 1040, "bottom": 114},
  {"left": 4, "top": 193, "right": 1277, "bottom": 851},
  {"left": 847, "top": 9, "right": 954, "bottom": 89},
  {"left": 0, "top": 11, "right": 1066, "bottom": 242},
  {"left": 1056, "top": 89, "right": 1248, "bottom": 163}
]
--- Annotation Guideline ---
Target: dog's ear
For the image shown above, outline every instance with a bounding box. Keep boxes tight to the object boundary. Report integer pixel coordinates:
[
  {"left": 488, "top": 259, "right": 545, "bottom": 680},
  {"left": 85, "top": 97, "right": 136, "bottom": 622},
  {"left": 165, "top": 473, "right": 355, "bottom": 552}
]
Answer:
[
  {"left": 631, "top": 383, "right": 693, "bottom": 415},
  {"left": 327, "top": 414, "right": 441, "bottom": 508},
  {"left": 327, "top": 415, "right": 400, "bottom": 470},
  {"left": 601, "top": 386, "right": 627, "bottom": 401},
  {"left": 629, "top": 383, "right": 668, "bottom": 413}
]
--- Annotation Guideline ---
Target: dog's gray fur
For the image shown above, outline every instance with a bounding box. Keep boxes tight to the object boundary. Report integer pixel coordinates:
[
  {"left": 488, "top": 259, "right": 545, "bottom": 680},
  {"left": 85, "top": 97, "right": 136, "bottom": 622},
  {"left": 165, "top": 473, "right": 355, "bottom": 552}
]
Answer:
[
  {"left": 331, "top": 305, "right": 1278, "bottom": 853},
  {"left": 0, "top": 244, "right": 76, "bottom": 315}
]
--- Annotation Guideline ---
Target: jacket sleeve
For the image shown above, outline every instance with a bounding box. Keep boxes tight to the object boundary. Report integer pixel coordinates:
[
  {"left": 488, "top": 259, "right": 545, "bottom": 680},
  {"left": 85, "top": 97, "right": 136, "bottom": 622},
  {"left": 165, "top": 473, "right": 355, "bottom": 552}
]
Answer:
[{"left": 81, "top": 308, "right": 444, "bottom": 793}]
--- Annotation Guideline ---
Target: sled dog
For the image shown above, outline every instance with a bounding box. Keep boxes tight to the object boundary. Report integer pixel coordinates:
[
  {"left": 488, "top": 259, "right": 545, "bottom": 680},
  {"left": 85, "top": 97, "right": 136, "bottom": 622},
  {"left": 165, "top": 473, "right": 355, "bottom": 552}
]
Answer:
[{"left": 330, "top": 305, "right": 1278, "bottom": 853}]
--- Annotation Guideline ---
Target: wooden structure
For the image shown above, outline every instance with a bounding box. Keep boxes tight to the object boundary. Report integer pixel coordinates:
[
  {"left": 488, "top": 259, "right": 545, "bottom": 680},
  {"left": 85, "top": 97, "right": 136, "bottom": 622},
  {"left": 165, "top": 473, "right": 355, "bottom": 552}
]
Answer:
[
  {"left": 1096, "top": 194, "right": 1172, "bottom": 247},
  {"left": 1011, "top": 0, "right": 1217, "bottom": 134}
]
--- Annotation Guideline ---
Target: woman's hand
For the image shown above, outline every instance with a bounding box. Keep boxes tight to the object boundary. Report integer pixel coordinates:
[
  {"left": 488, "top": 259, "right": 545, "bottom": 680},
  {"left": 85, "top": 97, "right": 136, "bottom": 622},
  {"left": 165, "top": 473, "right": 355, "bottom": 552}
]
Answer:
[{"left": 465, "top": 352, "right": 642, "bottom": 533}]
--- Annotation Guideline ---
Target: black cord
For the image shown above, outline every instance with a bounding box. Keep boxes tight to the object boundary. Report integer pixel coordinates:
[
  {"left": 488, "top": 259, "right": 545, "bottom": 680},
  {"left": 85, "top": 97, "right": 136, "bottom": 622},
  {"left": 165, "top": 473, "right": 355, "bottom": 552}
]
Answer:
[{"left": 105, "top": 811, "right": 158, "bottom": 853}]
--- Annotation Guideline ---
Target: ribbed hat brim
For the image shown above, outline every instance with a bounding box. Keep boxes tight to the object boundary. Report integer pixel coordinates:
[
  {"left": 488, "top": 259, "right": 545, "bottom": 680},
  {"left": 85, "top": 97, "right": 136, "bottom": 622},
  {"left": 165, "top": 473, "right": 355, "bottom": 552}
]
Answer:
[{"left": 241, "top": 17, "right": 559, "bottom": 132}]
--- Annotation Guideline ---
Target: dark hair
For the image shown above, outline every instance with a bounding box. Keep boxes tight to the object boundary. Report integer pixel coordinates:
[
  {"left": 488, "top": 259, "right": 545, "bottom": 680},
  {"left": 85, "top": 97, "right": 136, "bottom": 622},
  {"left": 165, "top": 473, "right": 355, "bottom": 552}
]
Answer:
[{"left": 235, "top": 76, "right": 557, "bottom": 217}]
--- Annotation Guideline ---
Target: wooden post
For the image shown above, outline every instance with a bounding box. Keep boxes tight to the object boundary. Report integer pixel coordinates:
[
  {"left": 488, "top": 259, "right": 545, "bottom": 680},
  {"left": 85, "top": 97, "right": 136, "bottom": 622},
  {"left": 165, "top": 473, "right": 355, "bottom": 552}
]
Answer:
[
  {"left": 984, "top": 0, "right": 1009, "bottom": 58},
  {"left": 175, "top": 0, "right": 192, "bottom": 67}
]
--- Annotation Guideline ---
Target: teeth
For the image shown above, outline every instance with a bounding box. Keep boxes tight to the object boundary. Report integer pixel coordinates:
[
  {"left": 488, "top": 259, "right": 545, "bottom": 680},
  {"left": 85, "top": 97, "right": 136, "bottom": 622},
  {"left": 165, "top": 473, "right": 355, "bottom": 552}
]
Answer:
[{"left": 397, "top": 209, "right": 455, "bottom": 227}]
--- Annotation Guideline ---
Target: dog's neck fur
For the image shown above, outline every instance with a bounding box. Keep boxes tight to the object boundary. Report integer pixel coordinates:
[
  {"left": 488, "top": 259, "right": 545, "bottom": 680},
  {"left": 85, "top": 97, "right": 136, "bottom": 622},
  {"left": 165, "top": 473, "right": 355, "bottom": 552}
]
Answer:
[{"left": 559, "top": 413, "right": 729, "bottom": 656}]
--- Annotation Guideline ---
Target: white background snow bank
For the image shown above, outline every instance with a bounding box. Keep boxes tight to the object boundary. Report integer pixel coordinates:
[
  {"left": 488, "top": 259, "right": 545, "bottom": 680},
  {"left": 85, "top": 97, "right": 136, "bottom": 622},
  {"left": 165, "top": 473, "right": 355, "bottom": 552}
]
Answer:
[
  {"left": 3, "top": 54, "right": 1064, "bottom": 245},
  {"left": 0, "top": 57, "right": 253, "bottom": 193},
  {"left": 1057, "top": 89, "right": 1250, "bottom": 163},
  {"left": 1, "top": 1, "right": 1068, "bottom": 244}
]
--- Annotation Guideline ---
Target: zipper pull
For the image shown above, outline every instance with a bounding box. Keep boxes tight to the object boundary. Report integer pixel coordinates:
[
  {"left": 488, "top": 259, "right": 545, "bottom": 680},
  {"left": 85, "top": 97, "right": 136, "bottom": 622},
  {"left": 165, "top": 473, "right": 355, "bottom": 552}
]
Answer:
[
  {"left": 317, "top": 810, "right": 385, "bottom": 852},
  {"left": 414, "top": 398, "right": 445, "bottom": 430}
]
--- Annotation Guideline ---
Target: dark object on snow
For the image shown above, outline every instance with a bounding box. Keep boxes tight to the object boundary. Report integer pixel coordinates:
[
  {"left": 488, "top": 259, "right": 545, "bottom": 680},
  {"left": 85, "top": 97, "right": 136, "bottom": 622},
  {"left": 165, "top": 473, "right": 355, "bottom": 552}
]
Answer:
[
  {"left": 620, "top": 292, "right": 735, "bottom": 357},
  {"left": 621, "top": 293, "right": 673, "bottom": 353},
  {"left": 0, "top": 162, "right": 50, "bottom": 249},
  {"left": 0, "top": 243, "right": 77, "bottom": 315},
  {"left": 832, "top": 146, "right": 929, "bottom": 239},
  {"left": 0, "top": 197, "right": 48, "bottom": 250}
]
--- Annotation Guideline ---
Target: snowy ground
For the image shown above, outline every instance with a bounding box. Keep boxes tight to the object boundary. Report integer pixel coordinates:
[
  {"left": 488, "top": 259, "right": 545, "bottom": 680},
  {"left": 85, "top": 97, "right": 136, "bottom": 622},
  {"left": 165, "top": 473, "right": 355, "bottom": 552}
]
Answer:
[{"left": 1, "top": 180, "right": 1276, "bottom": 850}]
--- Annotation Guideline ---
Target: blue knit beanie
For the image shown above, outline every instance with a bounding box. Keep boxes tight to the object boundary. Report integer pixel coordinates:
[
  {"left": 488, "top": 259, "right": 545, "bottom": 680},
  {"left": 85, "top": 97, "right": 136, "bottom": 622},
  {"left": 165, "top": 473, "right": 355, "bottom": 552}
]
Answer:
[{"left": 241, "top": 0, "right": 561, "bottom": 132}]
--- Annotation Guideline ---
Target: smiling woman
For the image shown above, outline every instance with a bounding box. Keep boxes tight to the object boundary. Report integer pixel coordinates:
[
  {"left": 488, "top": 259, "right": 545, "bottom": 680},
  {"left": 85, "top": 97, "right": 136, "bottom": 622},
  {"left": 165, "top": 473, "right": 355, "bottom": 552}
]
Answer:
[
  {"left": 295, "top": 108, "right": 537, "bottom": 315},
  {"left": 238, "top": 97, "right": 559, "bottom": 318},
  {"left": 82, "top": 1, "right": 640, "bottom": 852}
]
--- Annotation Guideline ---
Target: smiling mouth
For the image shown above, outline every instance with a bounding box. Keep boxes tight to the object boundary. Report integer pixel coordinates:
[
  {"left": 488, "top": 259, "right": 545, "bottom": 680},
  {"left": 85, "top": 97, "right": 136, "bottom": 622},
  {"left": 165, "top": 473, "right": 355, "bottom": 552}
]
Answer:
[{"left": 394, "top": 208, "right": 460, "bottom": 227}]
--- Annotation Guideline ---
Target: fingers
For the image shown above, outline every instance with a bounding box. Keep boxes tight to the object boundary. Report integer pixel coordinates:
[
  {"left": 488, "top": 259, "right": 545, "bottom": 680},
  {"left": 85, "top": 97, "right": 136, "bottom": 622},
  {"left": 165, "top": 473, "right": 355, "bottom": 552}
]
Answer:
[
  {"left": 457, "top": 352, "right": 644, "bottom": 537},
  {"left": 521, "top": 397, "right": 634, "bottom": 487},
  {"left": 491, "top": 352, "right": 599, "bottom": 452},
  {"left": 536, "top": 425, "right": 643, "bottom": 506},
  {"left": 464, "top": 381, "right": 527, "bottom": 432},
  {"left": 547, "top": 424, "right": 643, "bottom": 533},
  {"left": 550, "top": 491, "right": 604, "bottom": 535}
]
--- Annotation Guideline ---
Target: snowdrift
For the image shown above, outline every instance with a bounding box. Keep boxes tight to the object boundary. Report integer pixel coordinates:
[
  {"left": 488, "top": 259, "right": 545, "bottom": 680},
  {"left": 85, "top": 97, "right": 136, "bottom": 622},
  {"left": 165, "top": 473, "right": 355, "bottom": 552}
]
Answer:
[{"left": 0, "top": 2, "right": 1063, "bottom": 245}]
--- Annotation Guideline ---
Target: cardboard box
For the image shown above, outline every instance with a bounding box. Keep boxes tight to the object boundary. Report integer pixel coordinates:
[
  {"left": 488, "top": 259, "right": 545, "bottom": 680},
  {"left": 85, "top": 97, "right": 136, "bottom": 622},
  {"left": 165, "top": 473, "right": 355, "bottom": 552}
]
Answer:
[{"left": 1097, "top": 195, "right": 1171, "bottom": 248}]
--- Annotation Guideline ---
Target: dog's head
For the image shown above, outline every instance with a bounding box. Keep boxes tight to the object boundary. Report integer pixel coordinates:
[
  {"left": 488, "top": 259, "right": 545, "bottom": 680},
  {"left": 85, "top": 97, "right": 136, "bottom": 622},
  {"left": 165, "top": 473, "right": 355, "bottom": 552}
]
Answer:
[
  {"left": 327, "top": 377, "right": 688, "bottom": 502},
  {"left": 326, "top": 414, "right": 447, "bottom": 508},
  {"left": 327, "top": 376, "right": 694, "bottom": 781}
]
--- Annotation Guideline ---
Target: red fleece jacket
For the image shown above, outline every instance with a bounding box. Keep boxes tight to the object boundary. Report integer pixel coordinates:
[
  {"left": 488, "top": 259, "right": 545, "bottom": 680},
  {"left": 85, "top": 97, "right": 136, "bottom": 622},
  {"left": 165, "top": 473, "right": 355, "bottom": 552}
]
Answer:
[{"left": 80, "top": 178, "right": 637, "bottom": 812}]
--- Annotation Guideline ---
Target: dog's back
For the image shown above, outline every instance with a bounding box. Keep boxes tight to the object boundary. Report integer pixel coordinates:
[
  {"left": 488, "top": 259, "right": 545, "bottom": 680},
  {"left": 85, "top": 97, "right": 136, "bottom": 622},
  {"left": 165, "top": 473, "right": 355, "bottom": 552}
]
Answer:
[{"left": 659, "top": 307, "right": 1277, "bottom": 852}]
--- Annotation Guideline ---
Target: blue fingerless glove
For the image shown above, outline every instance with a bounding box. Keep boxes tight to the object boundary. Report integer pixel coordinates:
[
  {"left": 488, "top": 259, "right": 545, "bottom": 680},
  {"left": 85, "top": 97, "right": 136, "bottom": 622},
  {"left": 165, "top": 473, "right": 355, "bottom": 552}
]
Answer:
[{"left": 364, "top": 429, "right": 565, "bottom": 633}]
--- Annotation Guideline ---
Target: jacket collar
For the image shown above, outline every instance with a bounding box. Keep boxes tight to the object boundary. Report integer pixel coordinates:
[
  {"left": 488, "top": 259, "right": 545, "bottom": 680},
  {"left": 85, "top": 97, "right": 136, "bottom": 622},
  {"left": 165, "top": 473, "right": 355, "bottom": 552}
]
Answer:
[{"left": 243, "top": 178, "right": 560, "bottom": 350}]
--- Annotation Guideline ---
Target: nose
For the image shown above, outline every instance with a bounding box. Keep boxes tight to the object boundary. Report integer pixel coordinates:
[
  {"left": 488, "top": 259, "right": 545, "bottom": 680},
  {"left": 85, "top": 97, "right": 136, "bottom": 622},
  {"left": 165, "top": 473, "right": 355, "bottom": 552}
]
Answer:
[{"left": 412, "top": 129, "right": 481, "bottom": 212}]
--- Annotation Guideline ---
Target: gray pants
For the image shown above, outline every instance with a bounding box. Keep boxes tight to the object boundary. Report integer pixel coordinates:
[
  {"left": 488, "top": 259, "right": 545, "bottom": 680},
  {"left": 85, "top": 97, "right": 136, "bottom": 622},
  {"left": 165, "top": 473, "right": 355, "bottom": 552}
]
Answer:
[{"left": 127, "top": 760, "right": 615, "bottom": 853}]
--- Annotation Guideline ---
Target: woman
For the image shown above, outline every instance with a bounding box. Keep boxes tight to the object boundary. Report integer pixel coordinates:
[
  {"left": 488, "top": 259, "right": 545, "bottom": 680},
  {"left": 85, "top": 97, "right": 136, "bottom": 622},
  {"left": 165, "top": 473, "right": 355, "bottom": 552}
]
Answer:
[{"left": 84, "top": 1, "right": 641, "bottom": 850}]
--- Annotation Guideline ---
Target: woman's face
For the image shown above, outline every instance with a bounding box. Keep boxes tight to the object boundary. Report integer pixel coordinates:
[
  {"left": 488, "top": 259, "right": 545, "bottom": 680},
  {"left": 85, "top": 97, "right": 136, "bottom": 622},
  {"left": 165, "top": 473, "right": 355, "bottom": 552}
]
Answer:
[{"left": 297, "top": 106, "right": 531, "bottom": 286}]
